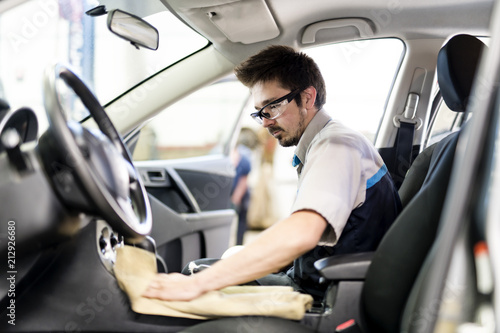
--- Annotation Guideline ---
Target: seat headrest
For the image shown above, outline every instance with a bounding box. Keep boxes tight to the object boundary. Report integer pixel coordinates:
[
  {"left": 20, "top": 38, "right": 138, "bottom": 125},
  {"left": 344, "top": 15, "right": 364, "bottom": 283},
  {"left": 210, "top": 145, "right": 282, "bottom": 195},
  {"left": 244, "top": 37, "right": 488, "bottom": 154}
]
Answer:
[{"left": 437, "top": 34, "right": 486, "bottom": 112}]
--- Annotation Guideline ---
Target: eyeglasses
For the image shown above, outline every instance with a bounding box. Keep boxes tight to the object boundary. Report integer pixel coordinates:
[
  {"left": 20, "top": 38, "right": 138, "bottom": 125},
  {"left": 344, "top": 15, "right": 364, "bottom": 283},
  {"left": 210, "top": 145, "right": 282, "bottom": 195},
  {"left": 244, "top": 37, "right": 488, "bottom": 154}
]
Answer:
[{"left": 250, "top": 88, "right": 302, "bottom": 124}]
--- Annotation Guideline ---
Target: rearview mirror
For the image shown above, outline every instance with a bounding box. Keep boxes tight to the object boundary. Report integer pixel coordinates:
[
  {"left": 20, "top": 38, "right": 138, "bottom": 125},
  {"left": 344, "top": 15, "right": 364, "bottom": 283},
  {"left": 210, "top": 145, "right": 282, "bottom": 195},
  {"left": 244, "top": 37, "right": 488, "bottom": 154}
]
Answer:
[{"left": 107, "top": 9, "right": 159, "bottom": 50}]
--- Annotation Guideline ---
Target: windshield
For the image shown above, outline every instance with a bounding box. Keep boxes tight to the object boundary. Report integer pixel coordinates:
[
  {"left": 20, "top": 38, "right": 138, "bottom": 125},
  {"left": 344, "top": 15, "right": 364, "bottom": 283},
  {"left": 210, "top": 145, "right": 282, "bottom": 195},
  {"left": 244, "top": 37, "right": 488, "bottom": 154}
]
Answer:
[{"left": 0, "top": 0, "right": 208, "bottom": 130}]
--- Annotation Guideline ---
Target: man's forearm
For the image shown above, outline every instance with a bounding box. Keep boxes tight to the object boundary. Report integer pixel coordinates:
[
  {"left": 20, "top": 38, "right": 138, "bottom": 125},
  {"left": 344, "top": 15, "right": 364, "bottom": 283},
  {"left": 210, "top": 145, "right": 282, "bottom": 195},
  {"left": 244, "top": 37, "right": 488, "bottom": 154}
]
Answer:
[
  {"left": 143, "top": 210, "right": 327, "bottom": 301},
  {"left": 194, "top": 210, "right": 327, "bottom": 293}
]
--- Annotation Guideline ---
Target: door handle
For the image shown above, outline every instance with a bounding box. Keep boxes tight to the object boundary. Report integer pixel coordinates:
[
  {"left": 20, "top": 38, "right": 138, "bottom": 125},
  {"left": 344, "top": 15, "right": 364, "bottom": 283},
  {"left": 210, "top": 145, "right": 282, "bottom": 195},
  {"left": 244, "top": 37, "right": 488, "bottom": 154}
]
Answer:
[{"left": 147, "top": 170, "right": 167, "bottom": 182}]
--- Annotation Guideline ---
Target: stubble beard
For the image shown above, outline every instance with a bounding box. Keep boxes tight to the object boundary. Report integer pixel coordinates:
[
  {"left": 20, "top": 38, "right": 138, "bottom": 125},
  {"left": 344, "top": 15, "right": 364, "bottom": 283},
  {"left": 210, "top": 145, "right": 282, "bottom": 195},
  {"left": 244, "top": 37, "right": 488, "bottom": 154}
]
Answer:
[
  {"left": 273, "top": 112, "right": 307, "bottom": 147},
  {"left": 278, "top": 132, "right": 300, "bottom": 147}
]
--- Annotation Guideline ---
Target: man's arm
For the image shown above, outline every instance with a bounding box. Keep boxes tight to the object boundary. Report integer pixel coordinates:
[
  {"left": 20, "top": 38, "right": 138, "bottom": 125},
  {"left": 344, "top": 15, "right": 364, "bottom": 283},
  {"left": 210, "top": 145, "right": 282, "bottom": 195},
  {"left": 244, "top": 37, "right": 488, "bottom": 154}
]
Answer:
[{"left": 142, "top": 210, "right": 327, "bottom": 301}]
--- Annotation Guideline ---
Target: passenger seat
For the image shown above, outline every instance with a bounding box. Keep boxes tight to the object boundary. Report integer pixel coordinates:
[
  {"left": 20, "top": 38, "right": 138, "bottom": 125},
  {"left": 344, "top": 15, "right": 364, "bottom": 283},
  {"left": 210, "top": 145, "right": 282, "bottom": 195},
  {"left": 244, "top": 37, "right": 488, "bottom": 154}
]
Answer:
[{"left": 398, "top": 34, "right": 485, "bottom": 207}]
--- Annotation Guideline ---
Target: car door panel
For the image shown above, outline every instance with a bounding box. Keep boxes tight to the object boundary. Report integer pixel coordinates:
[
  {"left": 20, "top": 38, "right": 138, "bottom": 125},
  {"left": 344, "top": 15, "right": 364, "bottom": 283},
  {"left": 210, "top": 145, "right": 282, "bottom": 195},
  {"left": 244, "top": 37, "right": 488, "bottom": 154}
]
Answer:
[{"left": 136, "top": 156, "right": 236, "bottom": 272}]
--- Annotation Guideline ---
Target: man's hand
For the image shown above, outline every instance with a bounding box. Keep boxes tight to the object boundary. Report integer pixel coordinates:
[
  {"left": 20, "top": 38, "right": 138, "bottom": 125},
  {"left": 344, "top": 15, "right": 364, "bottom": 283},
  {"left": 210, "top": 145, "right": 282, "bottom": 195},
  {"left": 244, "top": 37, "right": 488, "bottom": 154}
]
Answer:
[
  {"left": 142, "top": 273, "right": 204, "bottom": 301},
  {"left": 142, "top": 211, "right": 327, "bottom": 302}
]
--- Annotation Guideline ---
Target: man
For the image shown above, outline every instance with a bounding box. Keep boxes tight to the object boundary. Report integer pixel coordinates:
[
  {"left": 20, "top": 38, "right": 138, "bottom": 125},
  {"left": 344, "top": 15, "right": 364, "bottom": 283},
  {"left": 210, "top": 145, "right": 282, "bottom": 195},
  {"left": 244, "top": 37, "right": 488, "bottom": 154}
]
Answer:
[{"left": 143, "top": 45, "right": 401, "bottom": 301}]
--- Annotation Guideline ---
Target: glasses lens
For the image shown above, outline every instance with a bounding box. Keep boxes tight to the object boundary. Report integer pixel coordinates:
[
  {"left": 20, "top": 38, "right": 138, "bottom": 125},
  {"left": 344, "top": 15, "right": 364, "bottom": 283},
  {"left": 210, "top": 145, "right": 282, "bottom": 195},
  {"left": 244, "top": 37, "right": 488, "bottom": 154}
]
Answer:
[
  {"left": 261, "top": 110, "right": 272, "bottom": 119},
  {"left": 250, "top": 113, "right": 263, "bottom": 124},
  {"left": 264, "top": 99, "right": 287, "bottom": 119},
  {"left": 250, "top": 89, "right": 299, "bottom": 124}
]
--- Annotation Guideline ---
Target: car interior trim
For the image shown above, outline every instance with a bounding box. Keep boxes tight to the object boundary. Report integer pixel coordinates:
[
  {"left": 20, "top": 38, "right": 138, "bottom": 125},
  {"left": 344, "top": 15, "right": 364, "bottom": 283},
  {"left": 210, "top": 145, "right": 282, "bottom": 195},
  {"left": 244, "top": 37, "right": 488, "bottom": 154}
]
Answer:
[{"left": 301, "top": 18, "right": 375, "bottom": 45}]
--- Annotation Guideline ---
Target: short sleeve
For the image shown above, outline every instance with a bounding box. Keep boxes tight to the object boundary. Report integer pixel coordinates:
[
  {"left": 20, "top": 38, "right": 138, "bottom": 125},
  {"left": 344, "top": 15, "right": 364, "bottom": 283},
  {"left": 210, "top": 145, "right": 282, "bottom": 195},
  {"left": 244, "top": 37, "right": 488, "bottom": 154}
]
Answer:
[
  {"left": 291, "top": 136, "right": 365, "bottom": 243},
  {"left": 238, "top": 154, "right": 251, "bottom": 176}
]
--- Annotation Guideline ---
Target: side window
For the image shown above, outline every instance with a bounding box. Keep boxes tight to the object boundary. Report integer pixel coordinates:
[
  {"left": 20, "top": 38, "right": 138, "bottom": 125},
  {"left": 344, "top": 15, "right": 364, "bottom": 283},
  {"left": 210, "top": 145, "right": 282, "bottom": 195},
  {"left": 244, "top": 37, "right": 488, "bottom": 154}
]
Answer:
[
  {"left": 304, "top": 39, "right": 405, "bottom": 142},
  {"left": 133, "top": 76, "right": 249, "bottom": 161},
  {"left": 426, "top": 99, "right": 465, "bottom": 147}
]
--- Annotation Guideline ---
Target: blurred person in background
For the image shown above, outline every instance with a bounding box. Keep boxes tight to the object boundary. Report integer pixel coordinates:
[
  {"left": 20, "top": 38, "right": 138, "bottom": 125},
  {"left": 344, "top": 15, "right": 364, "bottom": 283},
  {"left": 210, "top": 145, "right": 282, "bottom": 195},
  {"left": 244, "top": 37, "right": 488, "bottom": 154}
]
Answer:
[{"left": 230, "top": 133, "right": 253, "bottom": 245}]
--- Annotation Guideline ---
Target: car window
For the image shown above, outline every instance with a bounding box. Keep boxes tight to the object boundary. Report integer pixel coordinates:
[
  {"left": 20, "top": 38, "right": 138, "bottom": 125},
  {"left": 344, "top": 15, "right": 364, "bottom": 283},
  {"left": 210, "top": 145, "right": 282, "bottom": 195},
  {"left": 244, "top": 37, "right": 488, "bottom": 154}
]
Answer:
[
  {"left": 0, "top": 1, "right": 208, "bottom": 130},
  {"left": 133, "top": 77, "right": 249, "bottom": 161},
  {"left": 426, "top": 99, "right": 465, "bottom": 147},
  {"left": 133, "top": 39, "right": 404, "bottom": 165},
  {"left": 304, "top": 39, "right": 405, "bottom": 142}
]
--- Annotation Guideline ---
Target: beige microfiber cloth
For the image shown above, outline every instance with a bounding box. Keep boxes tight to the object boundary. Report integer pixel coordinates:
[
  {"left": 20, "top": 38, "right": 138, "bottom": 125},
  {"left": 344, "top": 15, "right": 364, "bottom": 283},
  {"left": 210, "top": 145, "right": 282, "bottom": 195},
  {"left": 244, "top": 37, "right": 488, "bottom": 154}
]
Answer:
[{"left": 113, "top": 245, "right": 313, "bottom": 320}]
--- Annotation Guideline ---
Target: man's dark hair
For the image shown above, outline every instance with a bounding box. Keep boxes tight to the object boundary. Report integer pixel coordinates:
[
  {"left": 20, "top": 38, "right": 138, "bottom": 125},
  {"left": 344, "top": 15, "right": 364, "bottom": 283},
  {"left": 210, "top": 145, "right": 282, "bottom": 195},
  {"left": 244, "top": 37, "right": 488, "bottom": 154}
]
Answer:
[{"left": 234, "top": 45, "right": 326, "bottom": 110}]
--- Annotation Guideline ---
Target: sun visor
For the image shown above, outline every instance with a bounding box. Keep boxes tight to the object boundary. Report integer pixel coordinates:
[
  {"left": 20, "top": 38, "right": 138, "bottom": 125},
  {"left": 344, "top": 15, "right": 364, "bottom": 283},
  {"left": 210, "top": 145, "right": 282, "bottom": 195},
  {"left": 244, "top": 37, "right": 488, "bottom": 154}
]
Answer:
[{"left": 204, "top": 0, "right": 280, "bottom": 44}]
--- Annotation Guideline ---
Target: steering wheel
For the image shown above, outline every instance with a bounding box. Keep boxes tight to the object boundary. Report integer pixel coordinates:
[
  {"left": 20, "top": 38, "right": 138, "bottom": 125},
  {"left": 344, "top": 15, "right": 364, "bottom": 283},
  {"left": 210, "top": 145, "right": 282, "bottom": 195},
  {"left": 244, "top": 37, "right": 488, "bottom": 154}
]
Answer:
[{"left": 41, "top": 64, "right": 152, "bottom": 242}]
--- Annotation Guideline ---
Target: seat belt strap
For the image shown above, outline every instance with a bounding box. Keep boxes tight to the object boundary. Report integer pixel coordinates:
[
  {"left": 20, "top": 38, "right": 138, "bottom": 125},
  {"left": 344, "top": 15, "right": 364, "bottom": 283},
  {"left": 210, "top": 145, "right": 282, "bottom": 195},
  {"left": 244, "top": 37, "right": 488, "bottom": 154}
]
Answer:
[
  {"left": 393, "top": 121, "right": 415, "bottom": 187},
  {"left": 391, "top": 92, "right": 420, "bottom": 187}
]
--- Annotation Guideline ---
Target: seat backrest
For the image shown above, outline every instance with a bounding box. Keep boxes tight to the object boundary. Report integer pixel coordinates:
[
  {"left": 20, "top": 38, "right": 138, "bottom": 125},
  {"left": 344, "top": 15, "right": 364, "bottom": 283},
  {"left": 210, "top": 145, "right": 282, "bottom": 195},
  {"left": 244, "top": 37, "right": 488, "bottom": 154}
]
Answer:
[
  {"left": 360, "top": 34, "right": 485, "bottom": 333},
  {"left": 397, "top": 141, "right": 436, "bottom": 207},
  {"left": 398, "top": 34, "right": 485, "bottom": 208}
]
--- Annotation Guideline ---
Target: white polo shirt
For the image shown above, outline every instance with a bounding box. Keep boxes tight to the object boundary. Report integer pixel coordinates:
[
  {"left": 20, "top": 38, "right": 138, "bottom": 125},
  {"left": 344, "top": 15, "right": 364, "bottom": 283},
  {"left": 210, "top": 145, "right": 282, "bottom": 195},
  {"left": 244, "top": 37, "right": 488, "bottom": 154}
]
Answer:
[{"left": 291, "top": 109, "right": 387, "bottom": 245}]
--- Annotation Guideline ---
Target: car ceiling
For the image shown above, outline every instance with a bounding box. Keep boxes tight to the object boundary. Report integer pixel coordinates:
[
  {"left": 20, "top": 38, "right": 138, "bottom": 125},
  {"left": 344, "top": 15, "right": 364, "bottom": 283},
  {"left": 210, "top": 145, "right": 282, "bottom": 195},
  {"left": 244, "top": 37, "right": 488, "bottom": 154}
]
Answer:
[{"left": 161, "top": 0, "right": 493, "bottom": 64}]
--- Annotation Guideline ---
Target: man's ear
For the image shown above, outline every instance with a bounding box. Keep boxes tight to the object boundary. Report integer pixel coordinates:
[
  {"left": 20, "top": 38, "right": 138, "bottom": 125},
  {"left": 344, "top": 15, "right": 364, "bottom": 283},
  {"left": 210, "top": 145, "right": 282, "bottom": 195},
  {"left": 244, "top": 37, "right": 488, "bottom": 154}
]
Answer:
[{"left": 303, "top": 86, "right": 317, "bottom": 110}]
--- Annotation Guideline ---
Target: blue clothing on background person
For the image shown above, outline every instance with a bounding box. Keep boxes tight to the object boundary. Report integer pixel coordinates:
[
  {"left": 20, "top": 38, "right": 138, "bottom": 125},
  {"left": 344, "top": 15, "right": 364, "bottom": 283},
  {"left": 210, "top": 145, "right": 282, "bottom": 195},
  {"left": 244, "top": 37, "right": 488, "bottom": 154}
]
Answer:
[{"left": 231, "top": 145, "right": 252, "bottom": 245}]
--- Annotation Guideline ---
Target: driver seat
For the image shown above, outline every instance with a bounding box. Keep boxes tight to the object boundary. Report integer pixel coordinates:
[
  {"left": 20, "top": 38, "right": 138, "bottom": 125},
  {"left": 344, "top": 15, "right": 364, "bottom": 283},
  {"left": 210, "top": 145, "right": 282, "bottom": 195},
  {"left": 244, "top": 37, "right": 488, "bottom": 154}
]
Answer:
[{"left": 181, "top": 34, "right": 485, "bottom": 333}]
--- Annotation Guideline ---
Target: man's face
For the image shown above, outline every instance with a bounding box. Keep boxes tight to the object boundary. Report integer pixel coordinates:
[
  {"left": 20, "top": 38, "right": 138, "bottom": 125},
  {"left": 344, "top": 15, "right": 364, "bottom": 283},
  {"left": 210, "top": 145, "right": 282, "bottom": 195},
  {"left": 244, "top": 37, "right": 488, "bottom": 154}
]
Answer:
[{"left": 251, "top": 81, "right": 309, "bottom": 147}]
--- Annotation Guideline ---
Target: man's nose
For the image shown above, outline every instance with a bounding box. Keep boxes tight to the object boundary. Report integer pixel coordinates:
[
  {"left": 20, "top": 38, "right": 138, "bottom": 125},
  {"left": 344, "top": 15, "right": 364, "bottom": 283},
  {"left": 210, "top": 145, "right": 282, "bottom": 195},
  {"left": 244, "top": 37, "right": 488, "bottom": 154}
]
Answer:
[{"left": 262, "top": 117, "right": 275, "bottom": 127}]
